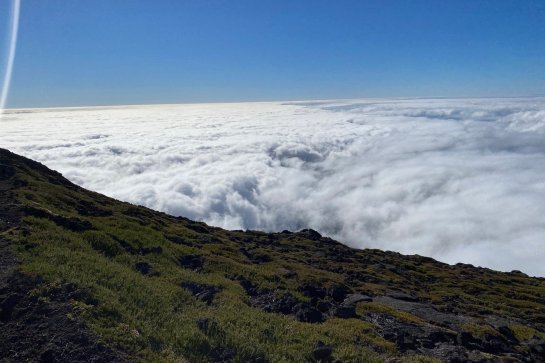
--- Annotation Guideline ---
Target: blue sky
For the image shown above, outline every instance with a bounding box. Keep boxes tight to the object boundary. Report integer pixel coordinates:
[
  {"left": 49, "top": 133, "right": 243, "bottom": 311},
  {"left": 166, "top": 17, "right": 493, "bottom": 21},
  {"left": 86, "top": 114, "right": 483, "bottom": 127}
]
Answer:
[{"left": 3, "top": 0, "right": 545, "bottom": 107}]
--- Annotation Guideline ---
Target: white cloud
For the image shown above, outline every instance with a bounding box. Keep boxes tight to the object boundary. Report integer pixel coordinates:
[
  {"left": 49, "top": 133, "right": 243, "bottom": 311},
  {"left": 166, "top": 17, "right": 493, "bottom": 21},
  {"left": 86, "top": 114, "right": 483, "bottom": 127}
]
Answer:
[{"left": 2, "top": 98, "right": 545, "bottom": 276}]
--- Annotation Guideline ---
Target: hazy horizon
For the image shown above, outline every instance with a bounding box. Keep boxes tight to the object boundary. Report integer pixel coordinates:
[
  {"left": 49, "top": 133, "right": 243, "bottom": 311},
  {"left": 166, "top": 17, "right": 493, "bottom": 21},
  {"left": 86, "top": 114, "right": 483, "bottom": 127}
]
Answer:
[{"left": 5, "top": 94, "right": 545, "bottom": 111}]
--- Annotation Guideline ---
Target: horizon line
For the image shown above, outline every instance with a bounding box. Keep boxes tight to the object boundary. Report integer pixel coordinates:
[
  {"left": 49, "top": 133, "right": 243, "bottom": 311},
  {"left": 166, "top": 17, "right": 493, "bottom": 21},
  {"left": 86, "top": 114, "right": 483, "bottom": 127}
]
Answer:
[{"left": 4, "top": 94, "right": 545, "bottom": 112}]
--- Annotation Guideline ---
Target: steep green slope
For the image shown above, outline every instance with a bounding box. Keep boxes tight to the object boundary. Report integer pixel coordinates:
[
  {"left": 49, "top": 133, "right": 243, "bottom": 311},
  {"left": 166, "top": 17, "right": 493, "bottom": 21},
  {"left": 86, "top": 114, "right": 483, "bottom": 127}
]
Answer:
[{"left": 1, "top": 148, "right": 544, "bottom": 362}]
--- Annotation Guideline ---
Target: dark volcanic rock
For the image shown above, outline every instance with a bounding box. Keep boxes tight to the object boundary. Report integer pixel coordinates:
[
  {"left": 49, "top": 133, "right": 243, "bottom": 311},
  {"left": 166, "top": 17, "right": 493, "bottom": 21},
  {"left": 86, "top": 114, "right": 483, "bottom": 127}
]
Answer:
[
  {"left": 362, "top": 308, "right": 535, "bottom": 361},
  {"left": 109, "top": 235, "right": 137, "bottom": 254},
  {"left": 54, "top": 215, "right": 93, "bottom": 232},
  {"left": 327, "top": 284, "right": 351, "bottom": 302},
  {"left": 0, "top": 239, "right": 127, "bottom": 362},
  {"left": 0, "top": 164, "right": 16, "bottom": 180},
  {"left": 76, "top": 200, "right": 113, "bottom": 217},
  {"left": 182, "top": 282, "right": 220, "bottom": 305},
  {"left": 240, "top": 248, "right": 272, "bottom": 264},
  {"left": 481, "top": 332, "right": 513, "bottom": 354},
  {"left": 165, "top": 234, "right": 192, "bottom": 246},
  {"left": 186, "top": 223, "right": 210, "bottom": 234},
  {"left": 312, "top": 341, "right": 333, "bottom": 361},
  {"left": 373, "top": 295, "right": 475, "bottom": 327},
  {"left": 236, "top": 276, "right": 260, "bottom": 296},
  {"left": 497, "top": 325, "right": 518, "bottom": 343},
  {"left": 135, "top": 261, "right": 152, "bottom": 275},
  {"left": 0, "top": 293, "right": 21, "bottom": 322},
  {"left": 332, "top": 305, "right": 356, "bottom": 319},
  {"left": 388, "top": 291, "right": 420, "bottom": 302},
  {"left": 298, "top": 228, "right": 322, "bottom": 241},
  {"left": 260, "top": 292, "right": 300, "bottom": 315},
  {"left": 178, "top": 254, "right": 205, "bottom": 271},
  {"left": 138, "top": 246, "right": 162, "bottom": 255},
  {"left": 315, "top": 300, "right": 333, "bottom": 313},
  {"left": 457, "top": 331, "right": 482, "bottom": 350},
  {"left": 196, "top": 318, "right": 211, "bottom": 333},
  {"left": 364, "top": 311, "right": 456, "bottom": 353},
  {"left": 523, "top": 336, "right": 545, "bottom": 356},
  {"left": 275, "top": 294, "right": 300, "bottom": 315},
  {"left": 343, "top": 293, "right": 372, "bottom": 305},
  {"left": 195, "top": 318, "right": 241, "bottom": 362},
  {"left": 294, "top": 303, "right": 324, "bottom": 323},
  {"left": 237, "top": 277, "right": 324, "bottom": 324},
  {"left": 299, "top": 282, "right": 327, "bottom": 299},
  {"left": 23, "top": 206, "right": 93, "bottom": 232}
]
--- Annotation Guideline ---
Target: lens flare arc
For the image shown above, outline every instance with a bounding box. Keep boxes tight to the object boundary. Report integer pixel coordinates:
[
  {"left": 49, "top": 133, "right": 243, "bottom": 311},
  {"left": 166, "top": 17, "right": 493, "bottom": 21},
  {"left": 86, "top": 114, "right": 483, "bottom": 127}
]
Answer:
[{"left": 0, "top": 0, "right": 21, "bottom": 114}]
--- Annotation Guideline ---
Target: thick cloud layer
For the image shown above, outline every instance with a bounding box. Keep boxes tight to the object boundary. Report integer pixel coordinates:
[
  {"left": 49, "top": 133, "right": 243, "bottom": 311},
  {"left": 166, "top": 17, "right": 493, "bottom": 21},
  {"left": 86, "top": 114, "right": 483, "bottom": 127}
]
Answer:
[{"left": 2, "top": 98, "right": 545, "bottom": 276}]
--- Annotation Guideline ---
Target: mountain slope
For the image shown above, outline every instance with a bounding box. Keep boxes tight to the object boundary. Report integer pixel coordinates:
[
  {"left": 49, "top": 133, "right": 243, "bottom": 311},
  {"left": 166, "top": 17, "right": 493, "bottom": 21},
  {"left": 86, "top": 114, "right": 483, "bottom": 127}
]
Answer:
[{"left": 1, "top": 148, "right": 544, "bottom": 362}]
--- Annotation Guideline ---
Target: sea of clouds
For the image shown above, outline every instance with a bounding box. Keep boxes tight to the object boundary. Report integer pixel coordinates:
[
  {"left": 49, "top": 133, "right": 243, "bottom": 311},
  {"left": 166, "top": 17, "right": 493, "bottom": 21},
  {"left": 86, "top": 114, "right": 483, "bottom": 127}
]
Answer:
[{"left": 2, "top": 98, "right": 545, "bottom": 276}]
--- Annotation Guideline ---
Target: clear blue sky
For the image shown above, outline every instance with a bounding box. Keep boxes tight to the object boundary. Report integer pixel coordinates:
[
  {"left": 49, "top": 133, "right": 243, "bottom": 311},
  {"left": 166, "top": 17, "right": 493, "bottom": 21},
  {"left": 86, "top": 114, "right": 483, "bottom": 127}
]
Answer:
[{"left": 3, "top": 0, "right": 545, "bottom": 107}]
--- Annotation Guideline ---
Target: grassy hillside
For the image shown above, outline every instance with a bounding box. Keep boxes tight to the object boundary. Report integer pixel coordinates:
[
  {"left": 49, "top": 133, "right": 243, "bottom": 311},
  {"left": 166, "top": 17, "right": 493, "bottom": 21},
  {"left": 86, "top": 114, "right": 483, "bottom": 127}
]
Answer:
[{"left": 1, "top": 148, "right": 544, "bottom": 362}]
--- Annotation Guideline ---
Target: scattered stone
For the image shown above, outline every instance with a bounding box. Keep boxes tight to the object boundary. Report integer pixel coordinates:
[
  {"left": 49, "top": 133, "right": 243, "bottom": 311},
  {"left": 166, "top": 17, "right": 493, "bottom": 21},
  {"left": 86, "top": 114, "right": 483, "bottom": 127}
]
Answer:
[
  {"left": 0, "top": 294, "right": 20, "bottom": 322},
  {"left": 497, "top": 326, "right": 517, "bottom": 343},
  {"left": 299, "top": 283, "right": 327, "bottom": 299},
  {"left": 429, "top": 343, "right": 469, "bottom": 362},
  {"left": 0, "top": 164, "right": 15, "bottom": 180},
  {"left": 457, "top": 331, "right": 481, "bottom": 350},
  {"left": 260, "top": 293, "right": 300, "bottom": 315},
  {"left": 113, "top": 237, "right": 137, "bottom": 254},
  {"left": 195, "top": 318, "right": 239, "bottom": 361},
  {"left": 261, "top": 328, "right": 275, "bottom": 342},
  {"left": 373, "top": 295, "right": 473, "bottom": 327},
  {"left": 178, "top": 254, "right": 204, "bottom": 271},
  {"left": 481, "top": 332, "right": 512, "bottom": 354},
  {"left": 315, "top": 300, "right": 333, "bottom": 313},
  {"left": 76, "top": 200, "right": 113, "bottom": 217},
  {"left": 523, "top": 336, "right": 545, "bottom": 356},
  {"left": 138, "top": 246, "right": 162, "bottom": 255},
  {"left": 312, "top": 341, "right": 333, "bottom": 361},
  {"left": 364, "top": 311, "right": 459, "bottom": 353},
  {"left": 294, "top": 303, "right": 324, "bottom": 323},
  {"left": 209, "top": 347, "right": 237, "bottom": 362},
  {"left": 240, "top": 248, "right": 272, "bottom": 264},
  {"left": 40, "top": 349, "right": 57, "bottom": 363},
  {"left": 510, "top": 270, "right": 528, "bottom": 277},
  {"left": 388, "top": 291, "right": 420, "bottom": 302},
  {"left": 164, "top": 234, "right": 192, "bottom": 246},
  {"left": 277, "top": 267, "right": 297, "bottom": 278},
  {"left": 186, "top": 224, "right": 210, "bottom": 234},
  {"left": 333, "top": 305, "right": 356, "bottom": 319},
  {"left": 236, "top": 276, "right": 260, "bottom": 296},
  {"left": 199, "top": 236, "right": 221, "bottom": 244},
  {"left": 134, "top": 262, "right": 151, "bottom": 275},
  {"left": 342, "top": 293, "right": 372, "bottom": 306},
  {"left": 182, "top": 282, "right": 220, "bottom": 305},
  {"left": 238, "top": 277, "right": 325, "bottom": 323},
  {"left": 123, "top": 206, "right": 153, "bottom": 219},
  {"left": 23, "top": 206, "right": 93, "bottom": 232},
  {"left": 196, "top": 318, "right": 210, "bottom": 333},
  {"left": 299, "top": 229, "right": 322, "bottom": 241},
  {"left": 0, "top": 252, "right": 126, "bottom": 362},
  {"left": 327, "top": 284, "right": 351, "bottom": 302}
]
